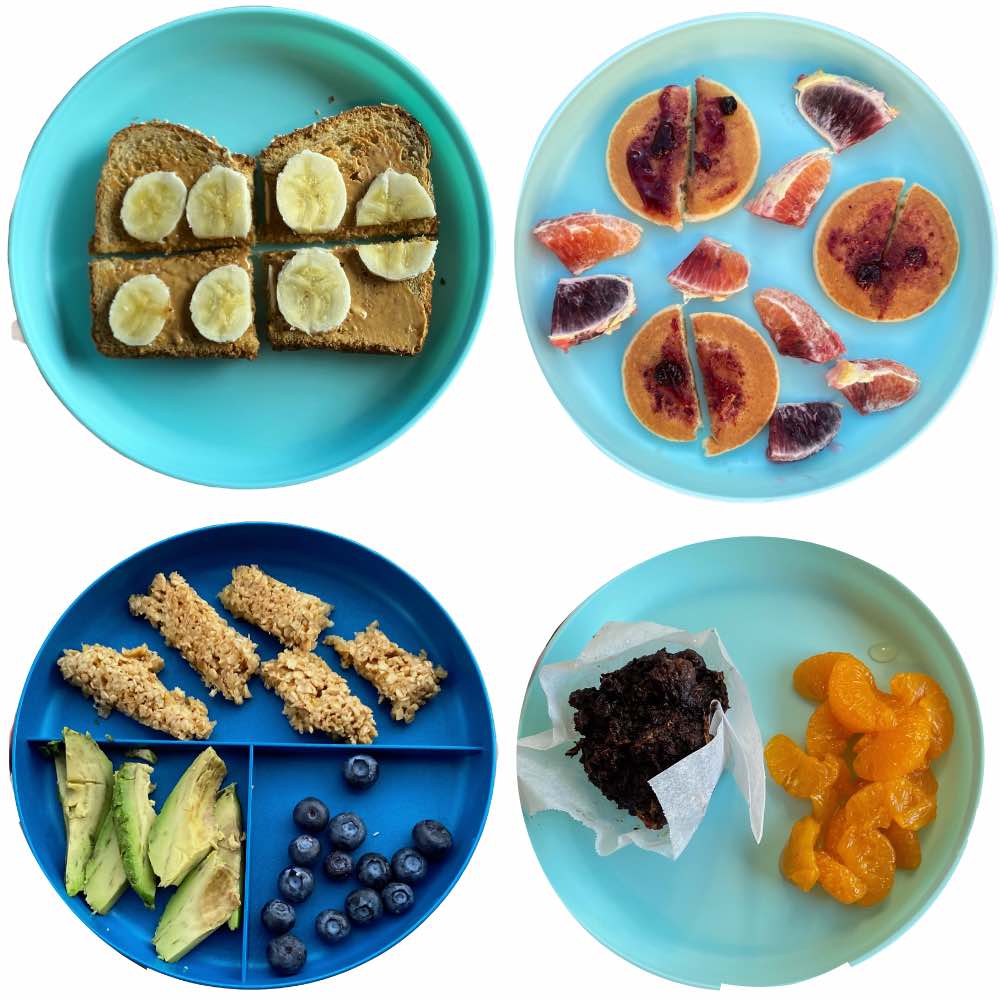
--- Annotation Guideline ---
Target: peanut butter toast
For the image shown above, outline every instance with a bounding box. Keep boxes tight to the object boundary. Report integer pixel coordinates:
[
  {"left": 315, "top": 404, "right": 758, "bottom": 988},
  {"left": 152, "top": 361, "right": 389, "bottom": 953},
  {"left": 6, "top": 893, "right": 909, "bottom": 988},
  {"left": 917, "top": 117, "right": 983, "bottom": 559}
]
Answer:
[
  {"left": 260, "top": 650, "right": 377, "bottom": 744},
  {"left": 129, "top": 572, "right": 259, "bottom": 704},
  {"left": 219, "top": 565, "right": 333, "bottom": 652},
  {"left": 325, "top": 621, "right": 446, "bottom": 724},
  {"left": 57, "top": 643, "right": 216, "bottom": 740}
]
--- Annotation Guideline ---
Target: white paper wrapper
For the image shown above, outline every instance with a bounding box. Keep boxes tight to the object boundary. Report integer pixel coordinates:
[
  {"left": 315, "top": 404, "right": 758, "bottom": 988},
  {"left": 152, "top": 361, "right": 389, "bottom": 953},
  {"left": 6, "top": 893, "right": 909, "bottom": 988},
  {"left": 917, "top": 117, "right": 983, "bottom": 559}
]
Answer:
[{"left": 517, "top": 621, "right": 765, "bottom": 859}]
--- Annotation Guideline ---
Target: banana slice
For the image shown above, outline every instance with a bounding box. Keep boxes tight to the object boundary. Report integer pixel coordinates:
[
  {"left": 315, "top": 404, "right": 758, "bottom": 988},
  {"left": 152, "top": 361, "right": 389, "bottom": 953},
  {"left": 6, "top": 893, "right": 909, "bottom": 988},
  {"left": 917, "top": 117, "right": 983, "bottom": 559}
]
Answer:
[
  {"left": 276, "top": 249, "right": 351, "bottom": 334},
  {"left": 109, "top": 274, "right": 172, "bottom": 346},
  {"left": 356, "top": 169, "right": 435, "bottom": 226},
  {"left": 120, "top": 171, "right": 187, "bottom": 242},
  {"left": 190, "top": 264, "right": 253, "bottom": 342},
  {"left": 357, "top": 239, "right": 437, "bottom": 281},
  {"left": 276, "top": 150, "right": 347, "bottom": 234},
  {"left": 186, "top": 165, "right": 252, "bottom": 239}
]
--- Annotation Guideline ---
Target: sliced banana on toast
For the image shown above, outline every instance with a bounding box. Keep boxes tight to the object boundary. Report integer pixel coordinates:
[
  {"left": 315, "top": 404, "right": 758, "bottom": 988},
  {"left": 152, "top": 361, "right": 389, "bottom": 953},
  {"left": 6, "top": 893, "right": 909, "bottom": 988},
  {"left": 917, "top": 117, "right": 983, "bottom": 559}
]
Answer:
[
  {"left": 187, "top": 165, "right": 252, "bottom": 239},
  {"left": 357, "top": 239, "right": 437, "bottom": 281},
  {"left": 276, "top": 248, "right": 351, "bottom": 334},
  {"left": 109, "top": 274, "right": 172, "bottom": 346},
  {"left": 356, "top": 168, "right": 435, "bottom": 226},
  {"left": 120, "top": 171, "right": 187, "bottom": 243},
  {"left": 276, "top": 150, "right": 347, "bottom": 234},
  {"left": 190, "top": 265, "right": 253, "bottom": 342}
]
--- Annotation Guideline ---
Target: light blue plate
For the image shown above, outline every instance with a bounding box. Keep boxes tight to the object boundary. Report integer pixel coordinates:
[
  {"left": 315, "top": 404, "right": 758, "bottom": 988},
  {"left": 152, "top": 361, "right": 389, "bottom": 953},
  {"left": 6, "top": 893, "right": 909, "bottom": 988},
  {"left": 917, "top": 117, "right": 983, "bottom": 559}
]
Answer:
[
  {"left": 515, "top": 15, "right": 995, "bottom": 500},
  {"left": 518, "top": 537, "right": 982, "bottom": 987},
  {"left": 9, "top": 7, "right": 492, "bottom": 488}
]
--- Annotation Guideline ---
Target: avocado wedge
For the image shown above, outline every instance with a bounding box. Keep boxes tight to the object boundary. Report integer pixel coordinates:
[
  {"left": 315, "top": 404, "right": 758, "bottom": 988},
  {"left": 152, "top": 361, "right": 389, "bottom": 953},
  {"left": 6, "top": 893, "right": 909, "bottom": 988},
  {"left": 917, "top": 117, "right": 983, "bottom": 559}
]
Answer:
[
  {"left": 83, "top": 804, "right": 128, "bottom": 915},
  {"left": 113, "top": 762, "right": 158, "bottom": 908},
  {"left": 214, "top": 784, "right": 244, "bottom": 930},
  {"left": 152, "top": 850, "right": 240, "bottom": 963},
  {"left": 148, "top": 747, "right": 226, "bottom": 887},
  {"left": 61, "top": 728, "right": 114, "bottom": 896}
]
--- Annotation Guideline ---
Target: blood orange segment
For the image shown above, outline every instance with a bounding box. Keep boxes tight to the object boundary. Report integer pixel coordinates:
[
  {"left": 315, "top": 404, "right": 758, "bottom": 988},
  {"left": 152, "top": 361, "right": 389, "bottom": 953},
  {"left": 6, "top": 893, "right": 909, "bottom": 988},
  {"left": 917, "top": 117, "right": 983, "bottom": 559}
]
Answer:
[
  {"left": 853, "top": 708, "right": 932, "bottom": 781},
  {"left": 752, "top": 288, "right": 845, "bottom": 363},
  {"left": 827, "top": 656, "right": 899, "bottom": 732},
  {"left": 781, "top": 815, "right": 821, "bottom": 891},
  {"left": 764, "top": 734, "right": 839, "bottom": 798},
  {"left": 827, "top": 358, "right": 920, "bottom": 415},
  {"left": 667, "top": 236, "right": 749, "bottom": 301},
  {"left": 745, "top": 149, "right": 833, "bottom": 227},
  {"left": 890, "top": 672, "right": 954, "bottom": 759},
  {"left": 815, "top": 850, "right": 867, "bottom": 903},
  {"left": 794, "top": 71, "right": 898, "bottom": 153},
  {"left": 532, "top": 211, "right": 643, "bottom": 275}
]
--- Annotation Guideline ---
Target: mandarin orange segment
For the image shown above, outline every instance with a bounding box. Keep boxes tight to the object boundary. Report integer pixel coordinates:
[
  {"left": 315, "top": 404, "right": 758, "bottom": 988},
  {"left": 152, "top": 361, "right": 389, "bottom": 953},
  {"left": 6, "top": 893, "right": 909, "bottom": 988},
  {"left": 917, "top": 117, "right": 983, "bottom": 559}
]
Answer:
[
  {"left": 890, "top": 672, "right": 955, "bottom": 760},
  {"left": 793, "top": 651, "right": 857, "bottom": 702},
  {"left": 780, "top": 815, "right": 821, "bottom": 891},
  {"left": 854, "top": 708, "right": 932, "bottom": 781},
  {"left": 822, "top": 803, "right": 850, "bottom": 856},
  {"left": 842, "top": 781, "right": 893, "bottom": 829},
  {"left": 884, "top": 776, "right": 936, "bottom": 830},
  {"left": 806, "top": 701, "right": 852, "bottom": 757},
  {"left": 815, "top": 849, "right": 867, "bottom": 903},
  {"left": 827, "top": 656, "right": 899, "bottom": 732},
  {"left": 811, "top": 755, "right": 856, "bottom": 824},
  {"left": 836, "top": 825, "right": 896, "bottom": 906},
  {"left": 907, "top": 768, "right": 939, "bottom": 800},
  {"left": 885, "top": 823, "right": 922, "bottom": 869},
  {"left": 765, "top": 734, "right": 840, "bottom": 798}
]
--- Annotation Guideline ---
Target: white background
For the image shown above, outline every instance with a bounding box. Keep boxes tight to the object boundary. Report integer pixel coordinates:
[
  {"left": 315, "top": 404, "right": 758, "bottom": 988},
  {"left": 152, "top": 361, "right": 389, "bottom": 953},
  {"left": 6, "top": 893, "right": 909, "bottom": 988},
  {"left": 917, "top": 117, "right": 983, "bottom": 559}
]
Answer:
[{"left": 1, "top": 1, "right": 996, "bottom": 997}]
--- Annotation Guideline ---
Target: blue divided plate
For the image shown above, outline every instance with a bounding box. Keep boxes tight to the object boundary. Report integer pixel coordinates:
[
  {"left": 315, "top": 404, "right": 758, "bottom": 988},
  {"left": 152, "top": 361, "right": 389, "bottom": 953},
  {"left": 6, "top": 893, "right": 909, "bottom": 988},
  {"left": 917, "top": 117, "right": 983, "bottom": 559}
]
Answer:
[
  {"left": 515, "top": 14, "right": 995, "bottom": 499},
  {"left": 518, "top": 537, "right": 983, "bottom": 987},
  {"left": 9, "top": 8, "right": 492, "bottom": 488},
  {"left": 11, "top": 522, "right": 495, "bottom": 988}
]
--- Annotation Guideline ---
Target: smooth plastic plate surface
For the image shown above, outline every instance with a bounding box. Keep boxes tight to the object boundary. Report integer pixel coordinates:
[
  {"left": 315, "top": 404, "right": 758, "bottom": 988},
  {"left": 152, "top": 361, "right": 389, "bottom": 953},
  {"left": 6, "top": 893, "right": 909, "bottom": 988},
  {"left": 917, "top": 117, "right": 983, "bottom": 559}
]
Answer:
[
  {"left": 11, "top": 522, "right": 495, "bottom": 988},
  {"left": 515, "top": 15, "right": 995, "bottom": 499},
  {"left": 517, "top": 537, "right": 982, "bottom": 987},
  {"left": 9, "top": 7, "right": 492, "bottom": 487}
]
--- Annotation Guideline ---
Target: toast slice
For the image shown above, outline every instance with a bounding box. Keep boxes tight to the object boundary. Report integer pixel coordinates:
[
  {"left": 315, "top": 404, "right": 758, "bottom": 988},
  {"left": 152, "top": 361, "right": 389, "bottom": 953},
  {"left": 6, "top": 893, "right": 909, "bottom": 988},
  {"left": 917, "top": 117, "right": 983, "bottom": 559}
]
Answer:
[
  {"left": 90, "top": 249, "right": 258, "bottom": 359},
  {"left": 258, "top": 104, "right": 436, "bottom": 243},
  {"left": 263, "top": 248, "right": 432, "bottom": 356},
  {"left": 91, "top": 121, "right": 255, "bottom": 254}
]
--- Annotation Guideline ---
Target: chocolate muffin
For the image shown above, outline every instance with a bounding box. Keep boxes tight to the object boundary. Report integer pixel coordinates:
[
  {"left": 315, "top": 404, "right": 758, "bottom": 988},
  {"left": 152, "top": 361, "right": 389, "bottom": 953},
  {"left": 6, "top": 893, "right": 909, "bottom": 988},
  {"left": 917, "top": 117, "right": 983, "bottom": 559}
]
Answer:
[{"left": 567, "top": 647, "right": 729, "bottom": 829}]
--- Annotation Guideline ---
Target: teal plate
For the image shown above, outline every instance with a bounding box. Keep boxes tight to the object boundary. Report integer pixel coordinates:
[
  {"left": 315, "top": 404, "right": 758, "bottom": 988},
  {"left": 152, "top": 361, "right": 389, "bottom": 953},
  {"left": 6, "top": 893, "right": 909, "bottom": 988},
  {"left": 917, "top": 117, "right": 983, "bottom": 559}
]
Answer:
[
  {"left": 9, "top": 7, "right": 492, "bottom": 488},
  {"left": 515, "top": 15, "right": 995, "bottom": 500},
  {"left": 517, "top": 537, "right": 983, "bottom": 987}
]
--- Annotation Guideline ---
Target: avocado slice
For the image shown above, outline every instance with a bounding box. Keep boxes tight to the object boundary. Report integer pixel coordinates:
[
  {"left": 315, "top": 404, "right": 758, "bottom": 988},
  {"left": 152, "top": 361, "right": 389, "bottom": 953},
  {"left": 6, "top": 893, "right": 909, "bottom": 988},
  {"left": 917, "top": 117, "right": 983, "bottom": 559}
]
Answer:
[
  {"left": 125, "top": 748, "right": 158, "bottom": 765},
  {"left": 83, "top": 803, "right": 128, "bottom": 915},
  {"left": 148, "top": 747, "right": 226, "bottom": 887},
  {"left": 214, "top": 784, "right": 244, "bottom": 930},
  {"left": 152, "top": 850, "right": 240, "bottom": 963},
  {"left": 62, "top": 728, "right": 114, "bottom": 896},
  {"left": 113, "top": 762, "right": 158, "bottom": 908}
]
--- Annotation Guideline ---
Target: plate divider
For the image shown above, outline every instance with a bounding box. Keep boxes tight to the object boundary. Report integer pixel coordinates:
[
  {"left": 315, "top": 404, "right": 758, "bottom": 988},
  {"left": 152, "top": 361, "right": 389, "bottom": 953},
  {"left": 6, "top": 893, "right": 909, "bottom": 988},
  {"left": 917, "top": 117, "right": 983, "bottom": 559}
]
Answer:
[
  {"left": 26, "top": 737, "right": 485, "bottom": 754},
  {"left": 240, "top": 743, "right": 255, "bottom": 983}
]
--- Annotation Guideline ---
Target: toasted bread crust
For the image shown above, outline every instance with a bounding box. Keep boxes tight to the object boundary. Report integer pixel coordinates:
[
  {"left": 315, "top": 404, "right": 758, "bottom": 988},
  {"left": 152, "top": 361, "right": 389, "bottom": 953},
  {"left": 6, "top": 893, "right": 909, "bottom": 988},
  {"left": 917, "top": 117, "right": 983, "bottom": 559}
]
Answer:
[
  {"left": 91, "top": 121, "right": 255, "bottom": 254},
  {"left": 89, "top": 248, "right": 258, "bottom": 359},
  {"left": 259, "top": 104, "right": 437, "bottom": 243}
]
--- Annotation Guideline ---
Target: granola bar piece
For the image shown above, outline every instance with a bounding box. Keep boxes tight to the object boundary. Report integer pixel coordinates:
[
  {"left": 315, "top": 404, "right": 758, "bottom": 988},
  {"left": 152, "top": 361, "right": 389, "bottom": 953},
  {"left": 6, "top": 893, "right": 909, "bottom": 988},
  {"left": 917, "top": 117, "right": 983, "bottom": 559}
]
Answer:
[
  {"left": 219, "top": 565, "right": 332, "bottom": 651},
  {"left": 260, "top": 649, "right": 377, "bottom": 744},
  {"left": 325, "top": 621, "right": 446, "bottom": 724},
  {"left": 129, "top": 572, "right": 259, "bottom": 704},
  {"left": 58, "top": 643, "right": 216, "bottom": 740}
]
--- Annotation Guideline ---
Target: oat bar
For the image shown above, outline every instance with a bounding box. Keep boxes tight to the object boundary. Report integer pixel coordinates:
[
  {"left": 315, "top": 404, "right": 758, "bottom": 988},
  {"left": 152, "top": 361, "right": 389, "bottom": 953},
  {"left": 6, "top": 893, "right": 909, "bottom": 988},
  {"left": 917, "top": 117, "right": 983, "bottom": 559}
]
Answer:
[
  {"left": 129, "top": 572, "right": 259, "bottom": 704},
  {"left": 219, "top": 565, "right": 332, "bottom": 651},
  {"left": 325, "top": 621, "right": 446, "bottom": 724},
  {"left": 58, "top": 643, "right": 216, "bottom": 740},
  {"left": 260, "top": 649, "right": 377, "bottom": 744}
]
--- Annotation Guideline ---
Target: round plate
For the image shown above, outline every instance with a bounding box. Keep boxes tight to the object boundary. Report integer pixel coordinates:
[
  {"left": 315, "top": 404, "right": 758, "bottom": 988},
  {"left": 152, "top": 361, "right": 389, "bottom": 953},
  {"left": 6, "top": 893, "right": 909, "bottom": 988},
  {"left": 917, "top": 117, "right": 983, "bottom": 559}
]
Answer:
[
  {"left": 9, "top": 7, "right": 492, "bottom": 488},
  {"left": 517, "top": 537, "right": 982, "bottom": 987},
  {"left": 11, "top": 522, "right": 495, "bottom": 988},
  {"left": 515, "top": 14, "right": 995, "bottom": 500}
]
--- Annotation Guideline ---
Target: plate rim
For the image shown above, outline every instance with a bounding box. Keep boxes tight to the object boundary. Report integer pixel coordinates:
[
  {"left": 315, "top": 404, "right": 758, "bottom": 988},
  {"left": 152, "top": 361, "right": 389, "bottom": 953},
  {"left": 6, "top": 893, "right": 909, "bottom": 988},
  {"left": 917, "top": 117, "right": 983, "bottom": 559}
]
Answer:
[
  {"left": 10, "top": 519, "right": 498, "bottom": 989},
  {"left": 516, "top": 534, "right": 984, "bottom": 986},
  {"left": 8, "top": 5, "right": 495, "bottom": 489},
  {"left": 514, "top": 12, "right": 997, "bottom": 502}
]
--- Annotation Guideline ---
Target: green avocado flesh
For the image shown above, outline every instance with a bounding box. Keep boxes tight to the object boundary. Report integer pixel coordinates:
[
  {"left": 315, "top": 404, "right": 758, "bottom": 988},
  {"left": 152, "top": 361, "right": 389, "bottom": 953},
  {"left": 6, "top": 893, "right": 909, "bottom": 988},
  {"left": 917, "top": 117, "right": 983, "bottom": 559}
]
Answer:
[
  {"left": 153, "top": 850, "right": 241, "bottom": 963},
  {"left": 83, "top": 804, "right": 128, "bottom": 915},
  {"left": 214, "top": 784, "right": 244, "bottom": 930},
  {"left": 61, "top": 728, "right": 114, "bottom": 896},
  {"left": 113, "top": 762, "right": 158, "bottom": 908},
  {"left": 148, "top": 747, "right": 226, "bottom": 887}
]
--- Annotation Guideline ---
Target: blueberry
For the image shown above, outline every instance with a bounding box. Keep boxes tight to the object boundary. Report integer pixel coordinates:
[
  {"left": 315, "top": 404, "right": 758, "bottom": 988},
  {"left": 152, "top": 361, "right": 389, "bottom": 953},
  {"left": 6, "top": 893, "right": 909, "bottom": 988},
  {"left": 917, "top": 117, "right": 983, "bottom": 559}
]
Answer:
[
  {"left": 381, "top": 882, "right": 415, "bottom": 916},
  {"left": 343, "top": 754, "right": 379, "bottom": 788},
  {"left": 391, "top": 847, "right": 428, "bottom": 884},
  {"left": 278, "top": 865, "right": 314, "bottom": 904},
  {"left": 315, "top": 908, "right": 351, "bottom": 944},
  {"left": 292, "top": 797, "right": 330, "bottom": 833},
  {"left": 718, "top": 95, "right": 738, "bottom": 116},
  {"left": 288, "top": 834, "right": 322, "bottom": 866},
  {"left": 323, "top": 850, "right": 354, "bottom": 881},
  {"left": 328, "top": 811, "right": 366, "bottom": 851},
  {"left": 345, "top": 887, "right": 383, "bottom": 925},
  {"left": 267, "top": 933, "right": 306, "bottom": 976},
  {"left": 260, "top": 898, "right": 295, "bottom": 934},
  {"left": 356, "top": 852, "right": 391, "bottom": 890},
  {"left": 412, "top": 819, "right": 453, "bottom": 860}
]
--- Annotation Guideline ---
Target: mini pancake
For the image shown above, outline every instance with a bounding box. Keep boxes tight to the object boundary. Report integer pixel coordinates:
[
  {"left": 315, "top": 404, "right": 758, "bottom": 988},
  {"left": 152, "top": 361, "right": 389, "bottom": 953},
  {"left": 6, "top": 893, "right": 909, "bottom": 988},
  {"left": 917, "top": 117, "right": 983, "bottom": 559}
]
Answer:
[
  {"left": 692, "top": 312, "right": 779, "bottom": 456},
  {"left": 685, "top": 78, "right": 761, "bottom": 223},
  {"left": 606, "top": 85, "right": 691, "bottom": 229},
  {"left": 622, "top": 305, "right": 700, "bottom": 442}
]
